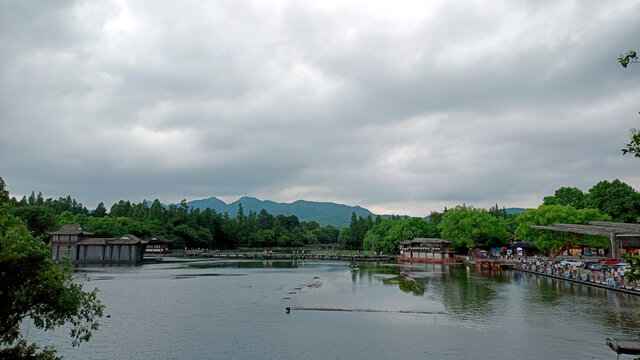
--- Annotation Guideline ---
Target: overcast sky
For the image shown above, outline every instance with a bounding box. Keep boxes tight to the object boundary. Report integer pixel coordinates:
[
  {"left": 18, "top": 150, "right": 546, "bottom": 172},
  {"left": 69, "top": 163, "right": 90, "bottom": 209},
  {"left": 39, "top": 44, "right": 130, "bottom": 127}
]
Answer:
[{"left": 1, "top": 0, "right": 639, "bottom": 217}]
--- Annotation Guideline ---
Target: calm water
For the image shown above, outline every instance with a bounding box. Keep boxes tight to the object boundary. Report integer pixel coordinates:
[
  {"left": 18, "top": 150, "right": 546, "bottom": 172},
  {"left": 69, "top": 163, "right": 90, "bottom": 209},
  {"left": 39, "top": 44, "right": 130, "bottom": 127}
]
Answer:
[{"left": 29, "top": 259, "right": 640, "bottom": 359}]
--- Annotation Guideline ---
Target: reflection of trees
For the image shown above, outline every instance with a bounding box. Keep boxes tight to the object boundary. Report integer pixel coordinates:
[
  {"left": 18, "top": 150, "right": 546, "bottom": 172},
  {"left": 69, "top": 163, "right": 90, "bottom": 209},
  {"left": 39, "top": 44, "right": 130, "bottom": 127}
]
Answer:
[
  {"left": 521, "top": 273, "right": 640, "bottom": 331},
  {"left": 382, "top": 275, "right": 425, "bottom": 296},
  {"left": 439, "top": 268, "right": 502, "bottom": 318},
  {"left": 348, "top": 262, "right": 426, "bottom": 295},
  {"left": 350, "top": 262, "right": 640, "bottom": 332},
  {"left": 187, "top": 260, "right": 299, "bottom": 269}
]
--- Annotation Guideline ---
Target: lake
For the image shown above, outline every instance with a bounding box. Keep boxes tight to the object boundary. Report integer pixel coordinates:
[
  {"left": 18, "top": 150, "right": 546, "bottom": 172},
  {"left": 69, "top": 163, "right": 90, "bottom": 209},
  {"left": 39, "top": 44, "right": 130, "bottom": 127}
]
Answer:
[{"left": 28, "top": 259, "right": 640, "bottom": 359}]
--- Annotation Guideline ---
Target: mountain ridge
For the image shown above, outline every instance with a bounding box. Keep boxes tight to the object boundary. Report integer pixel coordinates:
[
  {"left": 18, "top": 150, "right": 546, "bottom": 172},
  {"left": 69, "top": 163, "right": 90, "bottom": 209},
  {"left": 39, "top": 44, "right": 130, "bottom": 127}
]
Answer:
[
  {"left": 187, "top": 196, "right": 375, "bottom": 227},
  {"left": 147, "top": 197, "right": 526, "bottom": 228}
]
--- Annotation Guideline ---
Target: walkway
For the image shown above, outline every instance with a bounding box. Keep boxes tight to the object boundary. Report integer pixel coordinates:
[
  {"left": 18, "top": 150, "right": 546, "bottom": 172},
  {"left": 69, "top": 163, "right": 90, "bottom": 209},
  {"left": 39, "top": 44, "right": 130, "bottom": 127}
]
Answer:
[{"left": 512, "top": 261, "right": 640, "bottom": 296}]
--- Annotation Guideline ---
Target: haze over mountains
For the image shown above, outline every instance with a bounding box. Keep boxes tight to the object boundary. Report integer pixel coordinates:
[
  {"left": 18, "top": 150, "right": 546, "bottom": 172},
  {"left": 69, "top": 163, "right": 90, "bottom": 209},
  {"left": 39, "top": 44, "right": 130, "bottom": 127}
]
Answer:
[
  {"left": 173, "top": 196, "right": 525, "bottom": 227},
  {"left": 187, "top": 196, "right": 374, "bottom": 227}
]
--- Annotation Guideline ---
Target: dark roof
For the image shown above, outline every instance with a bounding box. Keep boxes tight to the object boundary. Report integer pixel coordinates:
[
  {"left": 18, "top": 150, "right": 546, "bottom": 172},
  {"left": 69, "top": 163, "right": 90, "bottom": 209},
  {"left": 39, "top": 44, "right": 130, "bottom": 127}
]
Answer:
[
  {"left": 408, "top": 238, "right": 452, "bottom": 245},
  {"left": 148, "top": 235, "right": 173, "bottom": 244},
  {"left": 47, "top": 224, "right": 94, "bottom": 236},
  {"left": 113, "top": 234, "right": 148, "bottom": 245},
  {"left": 77, "top": 238, "right": 112, "bottom": 245},
  {"left": 618, "top": 234, "right": 640, "bottom": 248},
  {"left": 77, "top": 234, "right": 148, "bottom": 246}
]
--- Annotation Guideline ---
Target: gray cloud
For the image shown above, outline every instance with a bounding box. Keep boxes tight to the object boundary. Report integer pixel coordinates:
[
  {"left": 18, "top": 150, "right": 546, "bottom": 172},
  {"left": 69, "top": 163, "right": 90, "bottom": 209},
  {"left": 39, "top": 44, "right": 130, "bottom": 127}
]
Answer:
[{"left": 1, "top": 0, "right": 639, "bottom": 216}]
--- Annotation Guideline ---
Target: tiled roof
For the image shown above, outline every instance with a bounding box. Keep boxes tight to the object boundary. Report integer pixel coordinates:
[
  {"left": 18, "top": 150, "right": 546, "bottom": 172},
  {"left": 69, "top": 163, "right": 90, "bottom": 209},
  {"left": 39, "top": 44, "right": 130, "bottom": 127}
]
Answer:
[
  {"left": 76, "top": 234, "right": 148, "bottom": 246},
  {"left": 47, "top": 224, "right": 94, "bottom": 236},
  {"left": 148, "top": 235, "right": 173, "bottom": 243}
]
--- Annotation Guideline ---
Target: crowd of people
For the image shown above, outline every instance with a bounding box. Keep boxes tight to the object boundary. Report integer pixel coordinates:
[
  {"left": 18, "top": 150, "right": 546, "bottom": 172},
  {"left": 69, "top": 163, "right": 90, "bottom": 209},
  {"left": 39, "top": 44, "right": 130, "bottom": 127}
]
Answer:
[{"left": 515, "top": 257, "right": 638, "bottom": 291}]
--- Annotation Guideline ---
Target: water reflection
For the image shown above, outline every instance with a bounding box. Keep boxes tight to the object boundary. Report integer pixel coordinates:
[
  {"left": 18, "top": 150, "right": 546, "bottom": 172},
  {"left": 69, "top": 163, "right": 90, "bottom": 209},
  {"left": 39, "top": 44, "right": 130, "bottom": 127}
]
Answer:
[
  {"left": 349, "top": 262, "right": 640, "bottom": 336},
  {"left": 32, "top": 259, "right": 640, "bottom": 360},
  {"left": 349, "top": 263, "right": 504, "bottom": 318},
  {"left": 517, "top": 272, "right": 640, "bottom": 332},
  {"left": 382, "top": 275, "right": 425, "bottom": 296},
  {"left": 187, "top": 260, "right": 301, "bottom": 269}
]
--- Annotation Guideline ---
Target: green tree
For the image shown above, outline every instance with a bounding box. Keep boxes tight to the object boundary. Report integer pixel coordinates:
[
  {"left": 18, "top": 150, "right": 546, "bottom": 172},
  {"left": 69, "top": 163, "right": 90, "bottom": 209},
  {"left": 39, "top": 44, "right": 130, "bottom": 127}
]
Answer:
[
  {"left": 543, "top": 187, "right": 586, "bottom": 209},
  {"left": 257, "top": 209, "right": 274, "bottom": 230},
  {"left": 148, "top": 199, "right": 165, "bottom": 223},
  {"left": 236, "top": 203, "right": 245, "bottom": 222},
  {"left": 586, "top": 179, "right": 640, "bottom": 222},
  {"left": 622, "top": 128, "right": 640, "bottom": 158},
  {"left": 93, "top": 202, "right": 107, "bottom": 218},
  {"left": 438, "top": 206, "right": 510, "bottom": 249},
  {"left": 0, "top": 203, "right": 103, "bottom": 359},
  {"left": 0, "top": 177, "right": 8, "bottom": 205},
  {"left": 338, "top": 227, "right": 356, "bottom": 249},
  {"left": 618, "top": 49, "right": 639, "bottom": 158},
  {"left": 131, "top": 202, "right": 148, "bottom": 221},
  {"left": 109, "top": 200, "right": 132, "bottom": 218},
  {"left": 515, "top": 204, "right": 611, "bottom": 257},
  {"left": 312, "top": 225, "right": 340, "bottom": 244},
  {"left": 10, "top": 206, "right": 58, "bottom": 237},
  {"left": 618, "top": 49, "right": 638, "bottom": 68},
  {"left": 363, "top": 218, "right": 434, "bottom": 254}
]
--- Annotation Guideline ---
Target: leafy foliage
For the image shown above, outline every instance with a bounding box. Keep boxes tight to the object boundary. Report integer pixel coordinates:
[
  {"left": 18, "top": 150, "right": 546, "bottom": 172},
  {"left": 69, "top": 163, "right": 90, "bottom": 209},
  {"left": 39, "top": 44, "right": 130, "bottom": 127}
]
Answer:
[
  {"left": 585, "top": 179, "right": 640, "bottom": 223},
  {"left": 362, "top": 217, "right": 438, "bottom": 254},
  {"left": 338, "top": 212, "right": 374, "bottom": 249},
  {"left": 618, "top": 49, "right": 638, "bottom": 68},
  {"left": 8, "top": 189, "right": 339, "bottom": 250},
  {"left": 543, "top": 187, "right": 586, "bottom": 209},
  {"left": 515, "top": 205, "right": 612, "bottom": 256},
  {"left": 622, "top": 253, "right": 640, "bottom": 281},
  {"left": 622, "top": 128, "right": 640, "bottom": 158},
  {"left": 617, "top": 49, "right": 639, "bottom": 159},
  {"left": 0, "top": 179, "right": 104, "bottom": 358},
  {"left": 437, "top": 206, "right": 510, "bottom": 249}
]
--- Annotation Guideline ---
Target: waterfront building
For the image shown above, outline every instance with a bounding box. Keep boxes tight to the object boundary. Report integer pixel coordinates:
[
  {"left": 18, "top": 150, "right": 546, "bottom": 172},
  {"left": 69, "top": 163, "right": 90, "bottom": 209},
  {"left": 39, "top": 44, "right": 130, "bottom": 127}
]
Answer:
[
  {"left": 48, "top": 224, "right": 148, "bottom": 264},
  {"left": 145, "top": 235, "right": 173, "bottom": 253},
  {"left": 398, "top": 238, "right": 456, "bottom": 263}
]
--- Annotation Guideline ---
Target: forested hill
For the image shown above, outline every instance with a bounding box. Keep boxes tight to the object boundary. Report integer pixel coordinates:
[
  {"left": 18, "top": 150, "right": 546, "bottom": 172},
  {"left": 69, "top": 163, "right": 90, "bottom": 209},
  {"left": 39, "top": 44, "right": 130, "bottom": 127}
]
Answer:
[{"left": 187, "top": 196, "right": 374, "bottom": 227}]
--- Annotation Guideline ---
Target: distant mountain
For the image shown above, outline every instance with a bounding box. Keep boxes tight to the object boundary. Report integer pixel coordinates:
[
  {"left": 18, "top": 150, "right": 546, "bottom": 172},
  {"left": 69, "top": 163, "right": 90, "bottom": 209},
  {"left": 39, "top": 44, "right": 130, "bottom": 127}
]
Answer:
[
  {"left": 506, "top": 207, "right": 526, "bottom": 214},
  {"left": 146, "top": 197, "right": 526, "bottom": 227},
  {"left": 187, "top": 196, "right": 374, "bottom": 227}
]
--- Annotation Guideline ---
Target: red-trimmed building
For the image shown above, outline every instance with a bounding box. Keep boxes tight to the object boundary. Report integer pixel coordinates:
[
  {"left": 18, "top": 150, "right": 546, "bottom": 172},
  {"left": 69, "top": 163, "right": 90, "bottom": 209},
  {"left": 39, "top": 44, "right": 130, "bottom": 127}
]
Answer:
[
  {"left": 398, "top": 238, "right": 457, "bottom": 263},
  {"left": 145, "top": 235, "right": 173, "bottom": 253}
]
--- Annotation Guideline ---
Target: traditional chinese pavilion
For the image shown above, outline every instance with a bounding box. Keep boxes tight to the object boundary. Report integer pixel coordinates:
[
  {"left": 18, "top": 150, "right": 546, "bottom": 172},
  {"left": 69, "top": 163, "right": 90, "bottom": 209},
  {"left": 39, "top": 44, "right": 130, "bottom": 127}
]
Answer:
[{"left": 398, "top": 238, "right": 456, "bottom": 263}]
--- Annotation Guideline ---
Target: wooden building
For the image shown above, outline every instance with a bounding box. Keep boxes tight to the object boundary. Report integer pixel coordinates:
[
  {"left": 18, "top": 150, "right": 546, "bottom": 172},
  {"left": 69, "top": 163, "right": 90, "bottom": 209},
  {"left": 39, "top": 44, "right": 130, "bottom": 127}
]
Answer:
[
  {"left": 49, "top": 224, "right": 95, "bottom": 262},
  {"left": 145, "top": 235, "right": 173, "bottom": 254},
  {"left": 398, "top": 238, "right": 456, "bottom": 263},
  {"left": 48, "top": 224, "right": 148, "bottom": 264}
]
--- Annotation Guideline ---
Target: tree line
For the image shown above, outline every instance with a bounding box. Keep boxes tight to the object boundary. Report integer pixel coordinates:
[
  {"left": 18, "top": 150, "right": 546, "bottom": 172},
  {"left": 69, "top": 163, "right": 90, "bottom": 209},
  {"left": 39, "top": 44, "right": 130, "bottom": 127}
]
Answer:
[
  {"left": 5, "top": 178, "right": 640, "bottom": 256},
  {"left": 341, "top": 179, "right": 640, "bottom": 256},
  {"left": 7, "top": 190, "right": 340, "bottom": 250}
]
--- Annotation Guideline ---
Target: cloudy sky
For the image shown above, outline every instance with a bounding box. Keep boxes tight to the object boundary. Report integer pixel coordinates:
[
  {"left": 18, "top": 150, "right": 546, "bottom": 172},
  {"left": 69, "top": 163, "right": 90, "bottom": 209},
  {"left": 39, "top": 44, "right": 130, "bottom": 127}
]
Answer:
[{"left": 1, "top": 0, "right": 639, "bottom": 217}]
